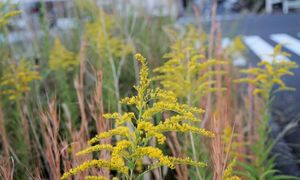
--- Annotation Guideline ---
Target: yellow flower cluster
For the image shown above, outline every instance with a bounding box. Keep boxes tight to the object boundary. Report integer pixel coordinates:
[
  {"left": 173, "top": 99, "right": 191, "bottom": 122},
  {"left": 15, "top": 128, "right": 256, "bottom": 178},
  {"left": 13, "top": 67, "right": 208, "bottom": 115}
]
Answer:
[
  {"left": 49, "top": 38, "right": 78, "bottom": 71},
  {"left": 224, "top": 36, "right": 246, "bottom": 62},
  {"left": 236, "top": 45, "right": 298, "bottom": 100},
  {"left": 134, "top": 53, "right": 150, "bottom": 110},
  {"left": 142, "top": 102, "right": 204, "bottom": 121},
  {"left": 76, "top": 144, "right": 113, "bottom": 156},
  {"left": 137, "top": 121, "right": 166, "bottom": 144},
  {"left": 62, "top": 53, "right": 213, "bottom": 179},
  {"left": 112, "top": 140, "right": 132, "bottom": 155},
  {"left": 133, "top": 146, "right": 174, "bottom": 168},
  {"left": 222, "top": 125, "right": 243, "bottom": 158},
  {"left": 85, "top": 176, "right": 107, "bottom": 180},
  {"left": 103, "top": 112, "right": 136, "bottom": 126},
  {"left": 61, "top": 159, "right": 128, "bottom": 179},
  {"left": 133, "top": 148, "right": 204, "bottom": 170},
  {"left": 222, "top": 159, "right": 241, "bottom": 180},
  {"left": 0, "top": 8, "right": 21, "bottom": 29},
  {"left": 154, "top": 26, "right": 226, "bottom": 99},
  {"left": 88, "top": 126, "right": 130, "bottom": 145},
  {"left": 85, "top": 176, "right": 119, "bottom": 180},
  {"left": 168, "top": 157, "right": 207, "bottom": 167},
  {"left": 0, "top": 60, "right": 41, "bottom": 100},
  {"left": 137, "top": 119, "right": 214, "bottom": 144},
  {"left": 155, "top": 121, "right": 215, "bottom": 137},
  {"left": 85, "top": 18, "right": 132, "bottom": 60},
  {"left": 151, "top": 89, "right": 177, "bottom": 103}
]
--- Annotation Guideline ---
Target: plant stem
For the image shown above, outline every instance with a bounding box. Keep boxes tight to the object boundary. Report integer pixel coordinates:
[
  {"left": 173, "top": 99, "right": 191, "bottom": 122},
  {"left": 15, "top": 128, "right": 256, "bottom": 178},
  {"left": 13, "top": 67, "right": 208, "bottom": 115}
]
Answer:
[{"left": 186, "top": 51, "right": 203, "bottom": 180}]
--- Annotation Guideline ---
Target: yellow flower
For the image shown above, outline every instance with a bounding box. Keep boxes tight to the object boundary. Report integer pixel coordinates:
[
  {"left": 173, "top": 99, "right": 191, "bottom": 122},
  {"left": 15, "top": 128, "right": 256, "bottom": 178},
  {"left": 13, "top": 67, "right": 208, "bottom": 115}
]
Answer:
[
  {"left": 62, "top": 53, "right": 211, "bottom": 179},
  {"left": 154, "top": 26, "right": 226, "bottom": 99},
  {"left": 88, "top": 127, "right": 130, "bottom": 145},
  {"left": 133, "top": 146, "right": 174, "bottom": 169},
  {"left": 168, "top": 157, "right": 207, "bottom": 167},
  {"left": 112, "top": 140, "right": 132, "bottom": 154},
  {"left": 49, "top": 38, "right": 78, "bottom": 71},
  {"left": 120, "top": 96, "right": 138, "bottom": 105},
  {"left": 85, "top": 176, "right": 107, "bottom": 180},
  {"left": 61, "top": 159, "right": 127, "bottom": 179},
  {"left": 0, "top": 59, "right": 41, "bottom": 100},
  {"left": 85, "top": 14, "right": 132, "bottom": 60},
  {"left": 104, "top": 112, "right": 135, "bottom": 126},
  {"left": 76, "top": 144, "right": 113, "bottom": 156},
  {"left": 222, "top": 159, "right": 241, "bottom": 180},
  {"left": 155, "top": 121, "right": 215, "bottom": 138},
  {"left": 0, "top": 8, "right": 21, "bottom": 28},
  {"left": 236, "top": 45, "right": 298, "bottom": 100}
]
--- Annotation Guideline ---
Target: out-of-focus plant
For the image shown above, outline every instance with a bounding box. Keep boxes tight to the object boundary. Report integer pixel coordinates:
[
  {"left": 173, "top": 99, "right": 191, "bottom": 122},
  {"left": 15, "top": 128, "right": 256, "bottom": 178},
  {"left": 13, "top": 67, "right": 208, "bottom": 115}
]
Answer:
[
  {"left": 221, "top": 125, "right": 242, "bottom": 180},
  {"left": 224, "top": 37, "right": 245, "bottom": 56},
  {"left": 49, "top": 38, "right": 78, "bottom": 71},
  {"left": 235, "top": 45, "right": 298, "bottom": 179},
  {"left": 82, "top": 4, "right": 132, "bottom": 114},
  {"left": 236, "top": 45, "right": 297, "bottom": 101},
  {"left": 154, "top": 26, "right": 226, "bottom": 179},
  {"left": 222, "top": 159, "right": 240, "bottom": 180},
  {"left": 0, "top": 59, "right": 41, "bottom": 100},
  {"left": 222, "top": 125, "right": 245, "bottom": 161},
  {"left": 0, "top": 2, "right": 20, "bottom": 29},
  {"left": 86, "top": 21, "right": 132, "bottom": 60},
  {"left": 61, "top": 54, "right": 214, "bottom": 180},
  {"left": 154, "top": 26, "right": 226, "bottom": 101},
  {"left": 224, "top": 37, "right": 246, "bottom": 66}
]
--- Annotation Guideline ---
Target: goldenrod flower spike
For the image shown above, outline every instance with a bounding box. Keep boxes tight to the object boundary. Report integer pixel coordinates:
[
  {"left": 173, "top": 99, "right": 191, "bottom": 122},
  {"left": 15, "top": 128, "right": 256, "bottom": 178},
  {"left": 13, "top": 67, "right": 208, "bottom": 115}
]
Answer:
[
  {"left": 0, "top": 60, "right": 41, "bottom": 100},
  {"left": 0, "top": 8, "right": 21, "bottom": 28},
  {"left": 49, "top": 38, "right": 78, "bottom": 71},
  {"left": 154, "top": 26, "right": 227, "bottom": 99},
  {"left": 236, "top": 44, "right": 298, "bottom": 100},
  {"left": 61, "top": 159, "right": 128, "bottom": 179},
  {"left": 76, "top": 144, "right": 113, "bottom": 156},
  {"left": 62, "top": 53, "right": 213, "bottom": 180},
  {"left": 222, "top": 159, "right": 241, "bottom": 180},
  {"left": 85, "top": 176, "right": 107, "bottom": 180},
  {"left": 88, "top": 126, "right": 130, "bottom": 145}
]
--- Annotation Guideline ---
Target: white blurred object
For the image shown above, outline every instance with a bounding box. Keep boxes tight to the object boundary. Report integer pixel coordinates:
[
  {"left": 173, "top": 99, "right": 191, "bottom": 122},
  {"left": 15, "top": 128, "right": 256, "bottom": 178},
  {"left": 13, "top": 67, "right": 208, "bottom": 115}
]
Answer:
[
  {"left": 0, "top": 0, "right": 64, "bottom": 3},
  {"left": 266, "top": 0, "right": 300, "bottom": 13},
  {"left": 101, "top": 0, "right": 179, "bottom": 17},
  {"left": 232, "top": 56, "right": 247, "bottom": 66},
  {"left": 266, "top": 0, "right": 282, "bottom": 13},
  {"left": 283, "top": 0, "right": 300, "bottom": 13},
  {"left": 56, "top": 18, "right": 76, "bottom": 29},
  {"left": 223, "top": 0, "right": 238, "bottom": 11}
]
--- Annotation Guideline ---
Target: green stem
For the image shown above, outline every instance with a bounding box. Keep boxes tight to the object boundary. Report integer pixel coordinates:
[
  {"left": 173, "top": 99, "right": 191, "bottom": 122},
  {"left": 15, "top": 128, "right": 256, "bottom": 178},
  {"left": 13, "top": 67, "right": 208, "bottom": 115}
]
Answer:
[
  {"left": 186, "top": 51, "right": 203, "bottom": 180},
  {"left": 136, "top": 164, "right": 161, "bottom": 180}
]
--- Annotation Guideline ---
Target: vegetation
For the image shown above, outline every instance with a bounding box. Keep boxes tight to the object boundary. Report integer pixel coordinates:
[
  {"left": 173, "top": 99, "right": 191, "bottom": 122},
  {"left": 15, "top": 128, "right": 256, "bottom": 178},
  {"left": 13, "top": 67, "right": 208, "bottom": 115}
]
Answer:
[{"left": 0, "top": 1, "right": 299, "bottom": 180}]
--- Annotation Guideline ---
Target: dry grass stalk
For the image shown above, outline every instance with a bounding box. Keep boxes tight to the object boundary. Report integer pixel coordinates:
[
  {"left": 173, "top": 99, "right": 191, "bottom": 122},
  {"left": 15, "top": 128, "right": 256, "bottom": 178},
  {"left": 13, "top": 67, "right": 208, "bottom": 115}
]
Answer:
[
  {"left": 63, "top": 106, "right": 94, "bottom": 179},
  {"left": 235, "top": 111, "right": 247, "bottom": 166},
  {"left": 211, "top": 114, "right": 225, "bottom": 180},
  {"left": 88, "top": 69, "right": 111, "bottom": 178},
  {"left": 211, "top": 84, "right": 235, "bottom": 180},
  {"left": 74, "top": 39, "right": 89, "bottom": 138},
  {"left": 166, "top": 132, "right": 188, "bottom": 180},
  {"left": 0, "top": 102, "right": 13, "bottom": 180},
  {"left": 0, "top": 103, "right": 9, "bottom": 157},
  {"left": 40, "top": 99, "right": 61, "bottom": 179},
  {"left": 202, "top": 0, "right": 218, "bottom": 128},
  {"left": 0, "top": 157, "right": 14, "bottom": 180},
  {"left": 16, "top": 100, "right": 31, "bottom": 149}
]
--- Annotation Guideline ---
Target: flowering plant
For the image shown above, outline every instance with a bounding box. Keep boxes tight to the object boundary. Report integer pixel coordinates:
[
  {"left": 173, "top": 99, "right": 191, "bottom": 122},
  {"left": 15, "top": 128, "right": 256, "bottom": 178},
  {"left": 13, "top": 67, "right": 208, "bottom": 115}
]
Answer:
[{"left": 62, "top": 54, "right": 214, "bottom": 180}]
